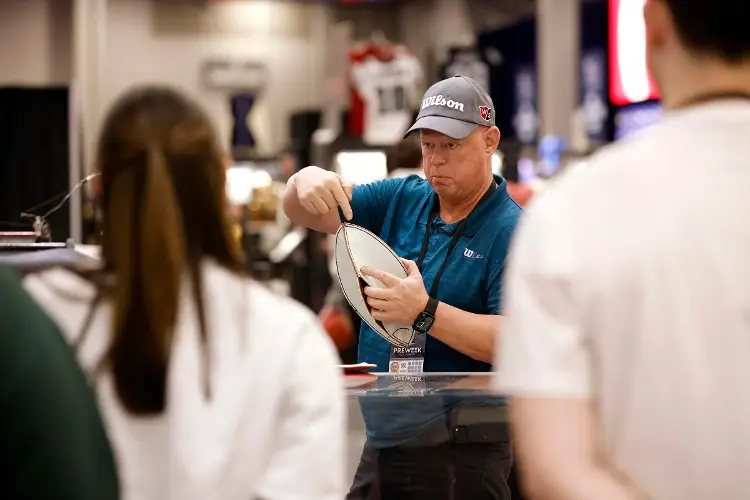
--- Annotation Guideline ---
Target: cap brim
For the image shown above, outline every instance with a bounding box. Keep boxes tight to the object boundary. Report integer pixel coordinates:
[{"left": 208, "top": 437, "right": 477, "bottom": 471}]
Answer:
[{"left": 403, "top": 116, "right": 478, "bottom": 140}]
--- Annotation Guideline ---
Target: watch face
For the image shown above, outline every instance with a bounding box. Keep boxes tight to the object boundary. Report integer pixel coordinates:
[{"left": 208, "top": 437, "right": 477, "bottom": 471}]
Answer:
[{"left": 414, "top": 312, "right": 435, "bottom": 333}]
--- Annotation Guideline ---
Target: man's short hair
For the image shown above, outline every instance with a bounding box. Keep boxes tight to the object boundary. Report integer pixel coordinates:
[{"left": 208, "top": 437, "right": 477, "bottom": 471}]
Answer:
[{"left": 664, "top": 0, "right": 750, "bottom": 63}]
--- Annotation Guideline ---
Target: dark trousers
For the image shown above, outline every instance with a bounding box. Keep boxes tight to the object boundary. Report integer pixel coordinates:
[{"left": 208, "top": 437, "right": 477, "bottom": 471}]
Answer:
[{"left": 347, "top": 437, "right": 513, "bottom": 500}]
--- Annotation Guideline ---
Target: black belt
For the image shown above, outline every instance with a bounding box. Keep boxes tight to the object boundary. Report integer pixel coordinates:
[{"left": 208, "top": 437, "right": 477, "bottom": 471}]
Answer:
[{"left": 397, "top": 406, "right": 510, "bottom": 448}]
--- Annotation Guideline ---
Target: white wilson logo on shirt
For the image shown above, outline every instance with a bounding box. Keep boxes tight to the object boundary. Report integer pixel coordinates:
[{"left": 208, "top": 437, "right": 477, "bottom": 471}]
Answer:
[
  {"left": 464, "top": 248, "right": 484, "bottom": 259},
  {"left": 421, "top": 95, "right": 465, "bottom": 112}
]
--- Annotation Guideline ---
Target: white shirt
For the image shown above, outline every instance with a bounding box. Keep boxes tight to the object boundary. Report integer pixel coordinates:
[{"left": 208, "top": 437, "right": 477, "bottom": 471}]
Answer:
[
  {"left": 351, "top": 51, "right": 422, "bottom": 146},
  {"left": 24, "top": 260, "right": 346, "bottom": 500},
  {"left": 495, "top": 100, "right": 750, "bottom": 500}
]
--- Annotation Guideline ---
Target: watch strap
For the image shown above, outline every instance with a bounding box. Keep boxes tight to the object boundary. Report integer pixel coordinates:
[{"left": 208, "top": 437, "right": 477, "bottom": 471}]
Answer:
[{"left": 425, "top": 296, "right": 439, "bottom": 316}]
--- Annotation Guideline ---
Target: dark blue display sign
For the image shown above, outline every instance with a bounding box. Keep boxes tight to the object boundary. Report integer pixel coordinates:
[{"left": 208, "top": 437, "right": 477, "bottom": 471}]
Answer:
[
  {"left": 476, "top": 0, "right": 627, "bottom": 144},
  {"left": 513, "top": 66, "right": 538, "bottom": 145},
  {"left": 580, "top": 0, "right": 615, "bottom": 142},
  {"left": 477, "top": 18, "right": 537, "bottom": 144},
  {"left": 580, "top": 49, "right": 608, "bottom": 142},
  {"left": 230, "top": 93, "right": 257, "bottom": 149}
]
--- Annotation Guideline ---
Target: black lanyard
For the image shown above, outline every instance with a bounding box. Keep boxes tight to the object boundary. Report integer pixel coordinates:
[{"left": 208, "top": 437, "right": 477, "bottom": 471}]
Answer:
[{"left": 416, "top": 179, "right": 497, "bottom": 297}]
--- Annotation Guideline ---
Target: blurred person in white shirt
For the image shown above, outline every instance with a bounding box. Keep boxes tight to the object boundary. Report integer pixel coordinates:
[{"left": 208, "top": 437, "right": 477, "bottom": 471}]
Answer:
[
  {"left": 24, "top": 86, "right": 346, "bottom": 500},
  {"left": 494, "top": 1, "right": 750, "bottom": 499}
]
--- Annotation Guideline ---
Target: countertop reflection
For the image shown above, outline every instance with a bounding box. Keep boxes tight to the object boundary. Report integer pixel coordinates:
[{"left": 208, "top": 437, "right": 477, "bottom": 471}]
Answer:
[{"left": 344, "top": 372, "right": 496, "bottom": 398}]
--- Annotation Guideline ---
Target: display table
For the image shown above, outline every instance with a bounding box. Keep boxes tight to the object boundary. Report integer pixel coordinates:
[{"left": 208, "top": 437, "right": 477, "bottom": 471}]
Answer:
[
  {"left": 342, "top": 372, "right": 522, "bottom": 498},
  {"left": 344, "top": 372, "right": 499, "bottom": 400}
]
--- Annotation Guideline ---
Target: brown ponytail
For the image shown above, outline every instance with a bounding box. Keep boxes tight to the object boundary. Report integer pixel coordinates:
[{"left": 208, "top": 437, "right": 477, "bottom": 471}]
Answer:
[
  {"left": 95, "top": 86, "right": 244, "bottom": 415},
  {"left": 106, "top": 146, "right": 185, "bottom": 414}
]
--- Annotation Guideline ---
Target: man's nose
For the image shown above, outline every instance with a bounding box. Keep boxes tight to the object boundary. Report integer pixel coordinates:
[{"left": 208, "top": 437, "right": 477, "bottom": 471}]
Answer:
[{"left": 429, "top": 150, "right": 447, "bottom": 166}]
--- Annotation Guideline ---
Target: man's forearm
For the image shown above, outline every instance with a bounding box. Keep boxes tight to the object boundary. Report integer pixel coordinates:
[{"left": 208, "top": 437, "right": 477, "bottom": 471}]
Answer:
[{"left": 429, "top": 302, "right": 501, "bottom": 364}]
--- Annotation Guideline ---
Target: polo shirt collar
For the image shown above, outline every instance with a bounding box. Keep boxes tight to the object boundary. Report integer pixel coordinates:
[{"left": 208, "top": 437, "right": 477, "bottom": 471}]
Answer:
[{"left": 417, "top": 175, "right": 508, "bottom": 237}]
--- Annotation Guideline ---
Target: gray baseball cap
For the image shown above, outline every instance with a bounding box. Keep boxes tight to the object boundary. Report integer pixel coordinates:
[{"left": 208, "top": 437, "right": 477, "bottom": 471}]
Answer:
[{"left": 404, "top": 75, "right": 496, "bottom": 140}]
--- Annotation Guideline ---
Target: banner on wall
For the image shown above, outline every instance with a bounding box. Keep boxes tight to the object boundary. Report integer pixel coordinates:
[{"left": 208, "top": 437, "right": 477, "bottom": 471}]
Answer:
[
  {"left": 513, "top": 66, "right": 538, "bottom": 145},
  {"left": 609, "top": 0, "right": 660, "bottom": 106},
  {"left": 348, "top": 43, "right": 423, "bottom": 146},
  {"left": 580, "top": 49, "right": 608, "bottom": 142},
  {"left": 200, "top": 60, "right": 269, "bottom": 152},
  {"left": 439, "top": 46, "right": 492, "bottom": 92},
  {"left": 477, "top": 18, "right": 536, "bottom": 142}
]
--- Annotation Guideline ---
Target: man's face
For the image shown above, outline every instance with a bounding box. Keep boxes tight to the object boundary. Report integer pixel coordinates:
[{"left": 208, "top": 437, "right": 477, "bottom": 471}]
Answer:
[{"left": 419, "top": 127, "right": 499, "bottom": 199}]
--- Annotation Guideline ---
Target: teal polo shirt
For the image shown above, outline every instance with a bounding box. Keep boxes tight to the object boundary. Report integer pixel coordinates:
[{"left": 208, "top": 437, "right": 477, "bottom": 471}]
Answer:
[
  {"left": 348, "top": 174, "right": 522, "bottom": 371},
  {"left": 346, "top": 174, "right": 523, "bottom": 448}
]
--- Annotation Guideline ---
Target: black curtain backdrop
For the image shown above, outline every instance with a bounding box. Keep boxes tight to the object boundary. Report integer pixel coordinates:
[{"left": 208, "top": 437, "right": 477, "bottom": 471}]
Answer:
[
  {"left": 477, "top": 0, "right": 615, "bottom": 144},
  {"left": 287, "top": 110, "right": 334, "bottom": 315},
  {"left": 0, "top": 87, "right": 71, "bottom": 240},
  {"left": 581, "top": 0, "right": 609, "bottom": 66},
  {"left": 580, "top": 0, "right": 615, "bottom": 141},
  {"left": 477, "top": 18, "right": 537, "bottom": 144}
]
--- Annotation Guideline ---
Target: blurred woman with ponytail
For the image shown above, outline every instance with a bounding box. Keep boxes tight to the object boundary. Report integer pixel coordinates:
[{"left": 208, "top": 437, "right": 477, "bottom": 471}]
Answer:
[{"left": 23, "top": 86, "right": 346, "bottom": 500}]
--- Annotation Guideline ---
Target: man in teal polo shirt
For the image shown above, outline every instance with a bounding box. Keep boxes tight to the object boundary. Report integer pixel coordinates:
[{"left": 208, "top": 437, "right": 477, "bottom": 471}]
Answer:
[{"left": 283, "top": 75, "right": 521, "bottom": 499}]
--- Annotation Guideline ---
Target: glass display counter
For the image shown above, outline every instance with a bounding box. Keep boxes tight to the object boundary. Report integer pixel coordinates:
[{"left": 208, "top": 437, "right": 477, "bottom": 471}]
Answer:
[
  {"left": 343, "top": 373, "right": 520, "bottom": 499},
  {"left": 345, "top": 372, "right": 500, "bottom": 400}
]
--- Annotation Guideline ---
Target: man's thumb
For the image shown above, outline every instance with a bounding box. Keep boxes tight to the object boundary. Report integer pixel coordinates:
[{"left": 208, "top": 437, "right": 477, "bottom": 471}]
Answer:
[{"left": 401, "top": 258, "right": 419, "bottom": 275}]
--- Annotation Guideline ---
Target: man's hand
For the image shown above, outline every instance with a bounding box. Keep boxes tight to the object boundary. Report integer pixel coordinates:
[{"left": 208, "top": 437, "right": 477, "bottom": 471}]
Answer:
[
  {"left": 294, "top": 166, "right": 355, "bottom": 220},
  {"left": 360, "top": 259, "right": 429, "bottom": 325}
]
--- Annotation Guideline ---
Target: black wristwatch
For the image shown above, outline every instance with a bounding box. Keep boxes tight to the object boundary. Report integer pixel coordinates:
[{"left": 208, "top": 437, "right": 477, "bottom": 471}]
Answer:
[{"left": 413, "top": 297, "right": 439, "bottom": 334}]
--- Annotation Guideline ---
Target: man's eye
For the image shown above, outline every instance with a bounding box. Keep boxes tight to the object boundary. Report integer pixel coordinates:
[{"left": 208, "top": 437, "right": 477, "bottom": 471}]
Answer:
[
  {"left": 445, "top": 142, "right": 458, "bottom": 149},
  {"left": 421, "top": 143, "right": 433, "bottom": 149}
]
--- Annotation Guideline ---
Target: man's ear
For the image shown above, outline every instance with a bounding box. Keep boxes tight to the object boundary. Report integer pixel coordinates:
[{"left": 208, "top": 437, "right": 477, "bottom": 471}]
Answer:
[{"left": 485, "top": 126, "right": 501, "bottom": 155}]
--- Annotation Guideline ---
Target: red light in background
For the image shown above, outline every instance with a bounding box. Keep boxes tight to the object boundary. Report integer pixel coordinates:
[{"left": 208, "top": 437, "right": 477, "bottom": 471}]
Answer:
[{"left": 609, "top": 0, "right": 660, "bottom": 106}]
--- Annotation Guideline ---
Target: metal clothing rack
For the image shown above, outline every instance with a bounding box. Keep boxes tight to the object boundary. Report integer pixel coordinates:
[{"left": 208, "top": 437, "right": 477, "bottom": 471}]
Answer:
[{"left": 0, "top": 238, "right": 99, "bottom": 275}]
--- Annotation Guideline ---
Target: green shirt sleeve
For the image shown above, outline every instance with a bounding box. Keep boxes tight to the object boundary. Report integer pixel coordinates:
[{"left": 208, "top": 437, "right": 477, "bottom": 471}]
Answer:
[{"left": 0, "top": 266, "right": 119, "bottom": 500}]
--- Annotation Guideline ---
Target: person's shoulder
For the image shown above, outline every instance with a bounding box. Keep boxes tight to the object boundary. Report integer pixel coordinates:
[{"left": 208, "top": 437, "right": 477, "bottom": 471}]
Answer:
[
  {"left": 0, "top": 266, "right": 27, "bottom": 306},
  {"left": 0, "top": 267, "right": 119, "bottom": 500},
  {"left": 525, "top": 128, "right": 669, "bottom": 223},
  {"left": 398, "top": 174, "right": 431, "bottom": 191},
  {"left": 203, "top": 261, "right": 333, "bottom": 352},
  {"left": 390, "top": 175, "right": 432, "bottom": 210},
  {"left": 388, "top": 174, "right": 432, "bottom": 199},
  {"left": 239, "top": 281, "right": 342, "bottom": 382},
  {"left": 483, "top": 198, "right": 523, "bottom": 257},
  {"left": 1, "top": 268, "right": 86, "bottom": 399},
  {"left": 0, "top": 265, "right": 19, "bottom": 284},
  {"left": 485, "top": 181, "right": 524, "bottom": 230},
  {"left": 363, "top": 174, "right": 421, "bottom": 190},
  {"left": 0, "top": 266, "right": 59, "bottom": 336},
  {"left": 246, "top": 280, "right": 319, "bottom": 328},
  {"left": 355, "top": 175, "right": 427, "bottom": 204},
  {"left": 23, "top": 267, "right": 96, "bottom": 314},
  {"left": 567, "top": 112, "right": 696, "bottom": 187}
]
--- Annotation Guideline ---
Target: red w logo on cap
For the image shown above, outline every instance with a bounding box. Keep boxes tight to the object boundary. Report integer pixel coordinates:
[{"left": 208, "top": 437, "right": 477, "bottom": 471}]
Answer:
[{"left": 479, "top": 106, "right": 491, "bottom": 121}]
